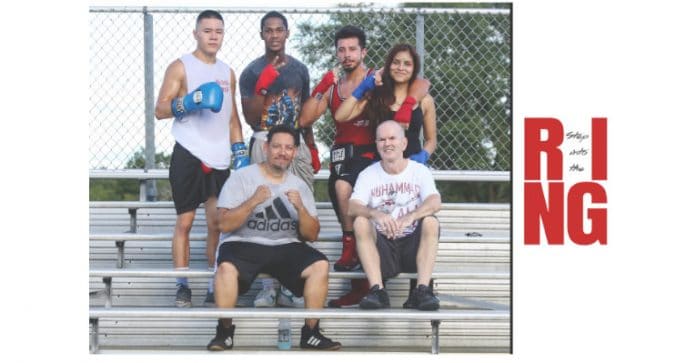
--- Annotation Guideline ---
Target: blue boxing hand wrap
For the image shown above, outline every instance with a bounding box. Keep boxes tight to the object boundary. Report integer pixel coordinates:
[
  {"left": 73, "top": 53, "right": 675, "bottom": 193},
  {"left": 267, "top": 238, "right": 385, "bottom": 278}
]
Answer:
[
  {"left": 409, "top": 149, "right": 430, "bottom": 165},
  {"left": 231, "top": 142, "right": 250, "bottom": 170},
  {"left": 171, "top": 82, "right": 224, "bottom": 119},
  {"left": 351, "top": 73, "right": 376, "bottom": 100}
]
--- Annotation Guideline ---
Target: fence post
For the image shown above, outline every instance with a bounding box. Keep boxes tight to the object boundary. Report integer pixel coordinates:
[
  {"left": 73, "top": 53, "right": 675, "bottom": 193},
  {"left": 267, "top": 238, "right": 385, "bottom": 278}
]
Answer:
[
  {"left": 415, "top": 12, "right": 425, "bottom": 77},
  {"left": 415, "top": 12, "right": 425, "bottom": 142},
  {"left": 143, "top": 7, "right": 157, "bottom": 201}
]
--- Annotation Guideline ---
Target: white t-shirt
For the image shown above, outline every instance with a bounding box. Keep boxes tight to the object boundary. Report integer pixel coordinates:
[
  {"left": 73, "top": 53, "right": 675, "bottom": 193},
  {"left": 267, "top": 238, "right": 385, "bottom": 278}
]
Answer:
[
  {"left": 217, "top": 164, "right": 317, "bottom": 246},
  {"left": 351, "top": 160, "right": 439, "bottom": 236}
]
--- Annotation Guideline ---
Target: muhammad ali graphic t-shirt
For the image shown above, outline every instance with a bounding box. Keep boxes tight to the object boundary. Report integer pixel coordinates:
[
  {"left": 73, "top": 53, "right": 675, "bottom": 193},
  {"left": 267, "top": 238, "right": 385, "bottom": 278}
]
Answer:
[
  {"left": 350, "top": 160, "right": 439, "bottom": 237},
  {"left": 217, "top": 164, "right": 317, "bottom": 246}
]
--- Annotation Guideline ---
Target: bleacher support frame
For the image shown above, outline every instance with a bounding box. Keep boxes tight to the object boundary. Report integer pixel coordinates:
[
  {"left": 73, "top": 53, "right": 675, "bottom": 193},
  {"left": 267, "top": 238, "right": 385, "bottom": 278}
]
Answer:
[{"left": 89, "top": 169, "right": 510, "bottom": 354}]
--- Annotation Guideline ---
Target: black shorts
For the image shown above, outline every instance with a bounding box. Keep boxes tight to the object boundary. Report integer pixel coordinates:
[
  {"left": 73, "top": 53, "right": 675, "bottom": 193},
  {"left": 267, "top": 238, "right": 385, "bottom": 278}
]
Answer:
[
  {"left": 217, "top": 241, "right": 328, "bottom": 297},
  {"left": 329, "top": 144, "right": 377, "bottom": 187},
  {"left": 169, "top": 142, "right": 230, "bottom": 215},
  {"left": 376, "top": 217, "right": 440, "bottom": 279}
]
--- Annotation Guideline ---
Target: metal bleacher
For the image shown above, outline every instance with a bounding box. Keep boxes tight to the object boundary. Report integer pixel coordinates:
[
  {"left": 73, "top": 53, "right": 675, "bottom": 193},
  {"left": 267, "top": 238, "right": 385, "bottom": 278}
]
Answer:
[{"left": 89, "top": 169, "right": 511, "bottom": 354}]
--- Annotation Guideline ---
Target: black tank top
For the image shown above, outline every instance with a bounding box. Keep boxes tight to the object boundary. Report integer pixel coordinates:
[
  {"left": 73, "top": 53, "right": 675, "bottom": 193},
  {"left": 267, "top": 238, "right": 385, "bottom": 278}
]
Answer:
[{"left": 387, "top": 107, "right": 424, "bottom": 158}]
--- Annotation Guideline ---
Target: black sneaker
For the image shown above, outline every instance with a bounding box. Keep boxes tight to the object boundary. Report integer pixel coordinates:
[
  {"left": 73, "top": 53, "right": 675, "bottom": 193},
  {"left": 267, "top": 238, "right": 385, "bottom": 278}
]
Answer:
[
  {"left": 203, "top": 291, "right": 215, "bottom": 307},
  {"left": 411, "top": 284, "right": 440, "bottom": 311},
  {"left": 300, "top": 323, "right": 342, "bottom": 350},
  {"left": 403, "top": 289, "right": 417, "bottom": 309},
  {"left": 175, "top": 284, "right": 192, "bottom": 308},
  {"left": 207, "top": 321, "right": 235, "bottom": 351},
  {"left": 359, "top": 284, "right": 390, "bottom": 309}
]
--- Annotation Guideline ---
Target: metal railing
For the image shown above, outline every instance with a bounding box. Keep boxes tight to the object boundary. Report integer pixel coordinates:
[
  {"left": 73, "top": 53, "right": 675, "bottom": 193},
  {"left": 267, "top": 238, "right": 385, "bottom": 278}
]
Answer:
[{"left": 89, "top": 168, "right": 509, "bottom": 201}]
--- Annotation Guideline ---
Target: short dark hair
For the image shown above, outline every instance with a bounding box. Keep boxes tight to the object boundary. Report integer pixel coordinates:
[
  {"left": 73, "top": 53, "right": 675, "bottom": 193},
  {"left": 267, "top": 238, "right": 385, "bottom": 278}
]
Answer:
[
  {"left": 267, "top": 124, "right": 300, "bottom": 146},
  {"left": 196, "top": 10, "right": 224, "bottom": 26},
  {"left": 335, "top": 25, "right": 366, "bottom": 49},
  {"left": 260, "top": 11, "right": 288, "bottom": 31}
]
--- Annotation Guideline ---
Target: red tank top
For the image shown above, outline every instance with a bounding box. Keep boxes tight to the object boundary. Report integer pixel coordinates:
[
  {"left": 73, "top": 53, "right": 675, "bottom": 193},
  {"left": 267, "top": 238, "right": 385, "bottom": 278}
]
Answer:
[{"left": 329, "top": 70, "right": 374, "bottom": 146}]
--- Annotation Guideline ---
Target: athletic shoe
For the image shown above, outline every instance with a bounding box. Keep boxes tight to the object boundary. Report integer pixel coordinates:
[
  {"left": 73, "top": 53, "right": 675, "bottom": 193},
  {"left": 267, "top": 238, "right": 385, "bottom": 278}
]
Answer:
[
  {"left": 175, "top": 284, "right": 192, "bottom": 308},
  {"left": 328, "top": 279, "right": 370, "bottom": 308},
  {"left": 408, "top": 284, "right": 440, "bottom": 311},
  {"left": 300, "top": 323, "right": 342, "bottom": 350},
  {"left": 359, "top": 284, "right": 390, "bottom": 309},
  {"left": 277, "top": 286, "right": 305, "bottom": 308},
  {"left": 334, "top": 234, "right": 361, "bottom": 271},
  {"left": 403, "top": 292, "right": 416, "bottom": 309},
  {"left": 207, "top": 321, "right": 235, "bottom": 351},
  {"left": 203, "top": 291, "right": 215, "bottom": 307},
  {"left": 253, "top": 286, "right": 277, "bottom": 307}
]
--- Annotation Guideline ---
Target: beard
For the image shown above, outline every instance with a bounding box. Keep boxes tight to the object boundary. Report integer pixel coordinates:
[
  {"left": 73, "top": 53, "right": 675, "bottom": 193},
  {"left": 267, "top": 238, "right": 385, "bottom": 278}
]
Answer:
[
  {"left": 342, "top": 58, "right": 362, "bottom": 73},
  {"left": 268, "top": 161, "right": 289, "bottom": 173}
]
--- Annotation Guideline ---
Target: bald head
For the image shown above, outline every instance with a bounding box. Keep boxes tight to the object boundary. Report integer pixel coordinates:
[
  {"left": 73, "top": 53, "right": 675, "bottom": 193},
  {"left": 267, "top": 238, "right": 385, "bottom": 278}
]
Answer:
[
  {"left": 376, "top": 120, "right": 405, "bottom": 139},
  {"left": 375, "top": 120, "right": 408, "bottom": 162}
]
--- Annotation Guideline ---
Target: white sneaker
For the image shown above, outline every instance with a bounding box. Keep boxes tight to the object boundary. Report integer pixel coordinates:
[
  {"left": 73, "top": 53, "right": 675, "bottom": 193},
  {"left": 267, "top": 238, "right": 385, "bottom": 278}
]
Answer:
[
  {"left": 277, "top": 286, "right": 305, "bottom": 308},
  {"left": 253, "top": 286, "right": 277, "bottom": 307}
]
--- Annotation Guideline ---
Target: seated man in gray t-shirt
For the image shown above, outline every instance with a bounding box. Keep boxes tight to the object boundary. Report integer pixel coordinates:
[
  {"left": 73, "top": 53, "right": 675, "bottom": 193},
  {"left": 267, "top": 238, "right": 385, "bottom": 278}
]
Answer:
[{"left": 206, "top": 125, "right": 341, "bottom": 352}]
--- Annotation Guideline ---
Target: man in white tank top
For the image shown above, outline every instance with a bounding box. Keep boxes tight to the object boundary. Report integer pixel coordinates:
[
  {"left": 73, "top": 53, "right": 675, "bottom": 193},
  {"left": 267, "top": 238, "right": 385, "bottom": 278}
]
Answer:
[{"left": 155, "top": 10, "right": 248, "bottom": 308}]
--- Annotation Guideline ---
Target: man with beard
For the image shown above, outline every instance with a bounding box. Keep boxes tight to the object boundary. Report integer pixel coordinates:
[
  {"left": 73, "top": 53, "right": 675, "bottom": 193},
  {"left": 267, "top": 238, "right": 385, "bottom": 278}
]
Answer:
[
  {"left": 207, "top": 125, "right": 341, "bottom": 351},
  {"left": 240, "top": 11, "right": 319, "bottom": 308}
]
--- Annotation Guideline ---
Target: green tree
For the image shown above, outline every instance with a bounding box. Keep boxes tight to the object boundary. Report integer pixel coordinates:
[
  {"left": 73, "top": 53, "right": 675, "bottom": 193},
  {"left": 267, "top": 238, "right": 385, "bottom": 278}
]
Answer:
[
  {"left": 90, "top": 148, "right": 172, "bottom": 201},
  {"left": 124, "top": 148, "right": 171, "bottom": 169},
  {"left": 89, "top": 178, "right": 141, "bottom": 201}
]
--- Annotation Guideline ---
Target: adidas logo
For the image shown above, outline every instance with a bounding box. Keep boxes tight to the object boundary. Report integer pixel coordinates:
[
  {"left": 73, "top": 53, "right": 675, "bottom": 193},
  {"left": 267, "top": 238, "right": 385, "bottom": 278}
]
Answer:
[
  {"left": 224, "top": 336, "right": 233, "bottom": 347},
  {"left": 306, "top": 335, "right": 321, "bottom": 347},
  {"left": 246, "top": 197, "right": 298, "bottom": 232}
]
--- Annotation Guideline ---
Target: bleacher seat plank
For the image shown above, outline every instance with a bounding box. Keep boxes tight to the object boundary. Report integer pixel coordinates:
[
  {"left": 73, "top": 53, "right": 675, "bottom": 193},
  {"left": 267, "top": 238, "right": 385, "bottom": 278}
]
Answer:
[{"left": 89, "top": 178, "right": 510, "bottom": 353}]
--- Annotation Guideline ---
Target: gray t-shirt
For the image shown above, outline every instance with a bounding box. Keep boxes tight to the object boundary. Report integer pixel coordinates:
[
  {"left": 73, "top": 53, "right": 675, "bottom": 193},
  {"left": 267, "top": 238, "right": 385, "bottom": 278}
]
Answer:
[
  {"left": 239, "top": 55, "right": 310, "bottom": 131},
  {"left": 218, "top": 164, "right": 317, "bottom": 246}
]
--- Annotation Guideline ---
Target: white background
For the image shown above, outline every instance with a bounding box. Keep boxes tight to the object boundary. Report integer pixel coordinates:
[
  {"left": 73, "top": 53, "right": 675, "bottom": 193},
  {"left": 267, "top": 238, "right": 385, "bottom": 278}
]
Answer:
[
  {"left": 3, "top": 0, "right": 695, "bottom": 362},
  {"left": 514, "top": 1, "right": 696, "bottom": 362}
]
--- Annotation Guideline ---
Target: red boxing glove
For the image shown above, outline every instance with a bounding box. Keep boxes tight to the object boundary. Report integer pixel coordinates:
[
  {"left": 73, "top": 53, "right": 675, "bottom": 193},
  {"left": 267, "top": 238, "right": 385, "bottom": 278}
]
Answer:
[
  {"left": 308, "top": 144, "right": 321, "bottom": 174},
  {"left": 393, "top": 96, "right": 417, "bottom": 125},
  {"left": 311, "top": 70, "right": 335, "bottom": 98},
  {"left": 255, "top": 63, "right": 280, "bottom": 95}
]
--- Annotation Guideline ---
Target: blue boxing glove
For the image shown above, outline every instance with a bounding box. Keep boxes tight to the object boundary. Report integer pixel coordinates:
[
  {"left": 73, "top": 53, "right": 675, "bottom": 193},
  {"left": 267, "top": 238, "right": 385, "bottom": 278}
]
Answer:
[
  {"left": 171, "top": 82, "right": 223, "bottom": 118},
  {"left": 409, "top": 149, "right": 430, "bottom": 165},
  {"left": 351, "top": 73, "right": 376, "bottom": 100},
  {"left": 231, "top": 142, "right": 250, "bottom": 170}
]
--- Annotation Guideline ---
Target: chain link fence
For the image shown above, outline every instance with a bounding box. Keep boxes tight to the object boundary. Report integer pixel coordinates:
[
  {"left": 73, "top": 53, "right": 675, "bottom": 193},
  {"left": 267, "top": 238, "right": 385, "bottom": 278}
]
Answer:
[{"left": 89, "top": 6, "right": 510, "bottom": 171}]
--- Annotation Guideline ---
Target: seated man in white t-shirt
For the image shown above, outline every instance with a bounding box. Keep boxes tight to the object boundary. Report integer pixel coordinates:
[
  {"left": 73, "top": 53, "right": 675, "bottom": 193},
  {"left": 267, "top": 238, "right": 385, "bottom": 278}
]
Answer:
[
  {"left": 349, "top": 120, "right": 442, "bottom": 311},
  {"left": 207, "top": 125, "right": 341, "bottom": 351}
]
